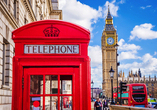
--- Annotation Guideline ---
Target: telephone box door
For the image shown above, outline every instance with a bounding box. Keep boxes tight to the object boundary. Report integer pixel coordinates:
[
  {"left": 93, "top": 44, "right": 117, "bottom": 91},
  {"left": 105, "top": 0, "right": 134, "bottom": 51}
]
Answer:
[{"left": 23, "top": 67, "right": 79, "bottom": 110}]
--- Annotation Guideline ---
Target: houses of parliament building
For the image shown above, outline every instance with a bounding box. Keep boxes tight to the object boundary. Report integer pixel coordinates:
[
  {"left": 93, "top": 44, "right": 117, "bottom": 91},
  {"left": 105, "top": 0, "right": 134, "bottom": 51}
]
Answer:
[
  {"left": 118, "top": 69, "right": 157, "bottom": 98},
  {"left": 101, "top": 6, "right": 157, "bottom": 99}
]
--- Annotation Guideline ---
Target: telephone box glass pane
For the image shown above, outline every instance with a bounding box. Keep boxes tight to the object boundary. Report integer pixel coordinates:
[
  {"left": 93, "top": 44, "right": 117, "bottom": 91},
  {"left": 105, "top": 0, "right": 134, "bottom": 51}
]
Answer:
[
  {"left": 60, "top": 96, "right": 72, "bottom": 110},
  {"left": 60, "top": 75, "right": 72, "bottom": 94},
  {"left": 30, "top": 96, "right": 43, "bottom": 110},
  {"left": 30, "top": 75, "right": 43, "bottom": 94},
  {"left": 45, "top": 96, "right": 58, "bottom": 110},
  {"left": 45, "top": 75, "right": 58, "bottom": 94}
]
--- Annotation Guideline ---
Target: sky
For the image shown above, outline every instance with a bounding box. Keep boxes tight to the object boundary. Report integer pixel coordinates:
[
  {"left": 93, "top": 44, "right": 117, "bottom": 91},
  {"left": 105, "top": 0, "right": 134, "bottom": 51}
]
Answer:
[{"left": 58, "top": 0, "right": 157, "bottom": 87}]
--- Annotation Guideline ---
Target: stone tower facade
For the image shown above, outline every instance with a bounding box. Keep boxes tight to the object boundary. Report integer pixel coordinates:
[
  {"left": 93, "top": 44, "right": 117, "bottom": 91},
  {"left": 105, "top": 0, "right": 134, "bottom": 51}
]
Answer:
[{"left": 101, "top": 6, "right": 118, "bottom": 98}]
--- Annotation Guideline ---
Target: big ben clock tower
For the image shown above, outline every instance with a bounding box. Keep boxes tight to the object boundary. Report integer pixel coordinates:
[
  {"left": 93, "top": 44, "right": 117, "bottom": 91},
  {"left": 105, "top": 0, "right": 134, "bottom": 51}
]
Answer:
[{"left": 101, "top": 6, "right": 118, "bottom": 98}]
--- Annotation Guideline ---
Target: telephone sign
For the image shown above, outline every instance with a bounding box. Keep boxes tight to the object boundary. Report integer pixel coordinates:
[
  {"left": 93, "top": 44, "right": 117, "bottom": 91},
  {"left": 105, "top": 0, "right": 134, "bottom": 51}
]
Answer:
[{"left": 24, "top": 45, "right": 79, "bottom": 54}]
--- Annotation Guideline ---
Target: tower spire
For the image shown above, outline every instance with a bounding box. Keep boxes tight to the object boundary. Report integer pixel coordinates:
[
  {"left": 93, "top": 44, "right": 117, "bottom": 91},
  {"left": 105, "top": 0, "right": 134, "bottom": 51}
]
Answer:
[
  {"left": 138, "top": 68, "right": 142, "bottom": 77},
  {"left": 106, "top": 5, "right": 112, "bottom": 20},
  {"left": 104, "top": 5, "right": 115, "bottom": 31}
]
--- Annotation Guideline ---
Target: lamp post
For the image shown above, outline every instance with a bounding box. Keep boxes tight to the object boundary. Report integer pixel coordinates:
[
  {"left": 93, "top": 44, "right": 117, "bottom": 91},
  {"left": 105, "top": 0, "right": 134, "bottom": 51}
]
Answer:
[
  {"left": 109, "top": 66, "right": 115, "bottom": 105},
  {"left": 114, "top": 43, "right": 119, "bottom": 104},
  {"left": 91, "top": 80, "right": 94, "bottom": 101}
]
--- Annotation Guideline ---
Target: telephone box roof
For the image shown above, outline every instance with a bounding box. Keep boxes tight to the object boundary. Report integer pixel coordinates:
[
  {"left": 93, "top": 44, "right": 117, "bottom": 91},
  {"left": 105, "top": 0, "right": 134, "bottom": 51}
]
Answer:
[{"left": 12, "top": 20, "right": 90, "bottom": 40}]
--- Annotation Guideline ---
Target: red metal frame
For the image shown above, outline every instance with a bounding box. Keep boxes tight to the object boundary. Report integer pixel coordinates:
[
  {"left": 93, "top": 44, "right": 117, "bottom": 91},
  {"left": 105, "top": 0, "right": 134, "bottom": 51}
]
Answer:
[{"left": 12, "top": 20, "right": 91, "bottom": 110}]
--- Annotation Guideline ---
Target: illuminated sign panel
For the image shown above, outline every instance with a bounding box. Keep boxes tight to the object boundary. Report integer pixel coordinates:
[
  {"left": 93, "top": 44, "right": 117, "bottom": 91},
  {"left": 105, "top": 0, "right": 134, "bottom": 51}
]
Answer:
[{"left": 24, "top": 45, "right": 79, "bottom": 54}]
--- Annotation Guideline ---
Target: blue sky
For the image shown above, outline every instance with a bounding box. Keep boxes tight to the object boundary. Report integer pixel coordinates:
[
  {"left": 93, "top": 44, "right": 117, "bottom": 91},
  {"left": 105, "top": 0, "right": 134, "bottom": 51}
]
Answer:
[{"left": 59, "top": 0, "right": 157, "bottom": 87}]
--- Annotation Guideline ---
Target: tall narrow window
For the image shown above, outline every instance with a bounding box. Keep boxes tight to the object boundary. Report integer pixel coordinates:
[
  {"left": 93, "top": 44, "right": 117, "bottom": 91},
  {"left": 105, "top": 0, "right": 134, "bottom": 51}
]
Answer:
[
  {"left": 2, "top": 38, "right": 9, "bottom": 86},
  {"left": 13, "top": 48, "right": 15, "bottom": 56},
  {"left": 14, "top": 0, "right": 17, "bottom": 18},
  {"left": 2, "top": 42, "right": 6, "bottom": 85},
  {"left": 24, "top": 14, "right": 28, "bottom": 24},
  {"left": 35, "top": 2, "right": 37, "bottom": 17},
  {"left": 24, "top": 18, "right": 28, "bottom": 24},
  {"left": 51, "top": 0, "right": 58, "bottom": 10},
  {"left": 40, "top": 14, "right": 43, "bottom": 20}
]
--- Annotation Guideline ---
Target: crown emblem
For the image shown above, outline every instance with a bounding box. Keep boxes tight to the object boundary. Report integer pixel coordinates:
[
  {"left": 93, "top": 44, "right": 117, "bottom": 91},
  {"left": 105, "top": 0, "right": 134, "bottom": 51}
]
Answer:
[{"left": 43, "top": 25, "right": 60, "bottom": 37}]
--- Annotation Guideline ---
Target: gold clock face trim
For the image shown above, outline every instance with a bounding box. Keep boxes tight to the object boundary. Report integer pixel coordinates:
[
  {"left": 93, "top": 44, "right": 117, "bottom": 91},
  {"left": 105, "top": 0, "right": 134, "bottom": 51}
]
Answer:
[{"left": 107, "top": 37, "right": 114, "bottom": 45}]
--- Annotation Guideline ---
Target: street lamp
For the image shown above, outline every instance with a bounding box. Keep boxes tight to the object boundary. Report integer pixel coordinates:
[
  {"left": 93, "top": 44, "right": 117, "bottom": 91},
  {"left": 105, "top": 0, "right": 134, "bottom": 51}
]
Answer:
[
  {"left": 91, "top": 80, "right": 94, "bottom": 101},
  {"left": 109, "top": 66, "right": 115, "bottom": 105},
  {"left": 114, "top": 43, "right": 119, "bottom": 104}
]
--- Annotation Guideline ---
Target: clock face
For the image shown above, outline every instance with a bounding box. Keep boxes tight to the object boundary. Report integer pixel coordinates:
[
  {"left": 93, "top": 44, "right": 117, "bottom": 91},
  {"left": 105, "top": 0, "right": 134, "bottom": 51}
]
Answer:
[{"left": 107, "top": 37, "right": 114, "bottom": 45}]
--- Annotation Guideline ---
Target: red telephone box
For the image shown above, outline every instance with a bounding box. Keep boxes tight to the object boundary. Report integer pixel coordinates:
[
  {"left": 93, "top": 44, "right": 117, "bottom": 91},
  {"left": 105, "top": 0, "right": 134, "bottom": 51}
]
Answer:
[{"left": 12, "top": 20, "right": 91, "bottom": 110}]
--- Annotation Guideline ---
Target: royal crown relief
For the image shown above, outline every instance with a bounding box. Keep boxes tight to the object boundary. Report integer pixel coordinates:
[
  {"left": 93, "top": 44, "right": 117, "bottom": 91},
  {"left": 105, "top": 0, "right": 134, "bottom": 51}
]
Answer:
[{"left": 43, "top": 25, "right": 60, "bottom": 37}]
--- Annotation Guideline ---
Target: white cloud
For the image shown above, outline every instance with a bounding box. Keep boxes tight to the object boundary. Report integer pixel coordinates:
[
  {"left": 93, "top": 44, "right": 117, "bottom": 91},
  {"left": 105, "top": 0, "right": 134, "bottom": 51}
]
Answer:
[
  {"left": 118, "top": 39, "right": 141, "bottom": 61},
  {"left": 119, "top": 62, "right": 141, "bottom": 70},
  {"left": 88, "top": 45, "right": 102, "bottom": 87},
  {"left": 142, "top": 53, "right": 152, "bottom": 63},
  {"left": 147, "top": 5, "right": 152, "bottom": 8},
  {"left": 119, "top": 39, "right": 141, "bottom": 51},
  {"left": 118, "top": 39, "right": 157, "bottom": 76},
  {"left": 91, "top": 65, "right": 102, "bottom": 87},
  {"left": 119, "top": 51, "right": 140, "bottom": 61},
  {"left": 102, "top": 0, "right": 119, "bottom": 18},
  {"left": 140, "top": 5, "right": 151, "bottom": 9},
  {"left": 130, "top": 23, "right": 157, "bottom": 40},
  {"left": 59, "top": 0, "right": 119, "bottom": 32},
  {"left": 88, "top": 45, "right": 102, "bottom": 67},
  {"left": 59, "top": 0, "right": 102, "bottom": 31},
  {"left": 140, "top": 7, "right": 145, "bottom": 10},
  {"left": 119, "top": 53, "right": 157, "bottom": 76},
  {"left": 119, "top": 0, "right": 125, "bottom": 4}
]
